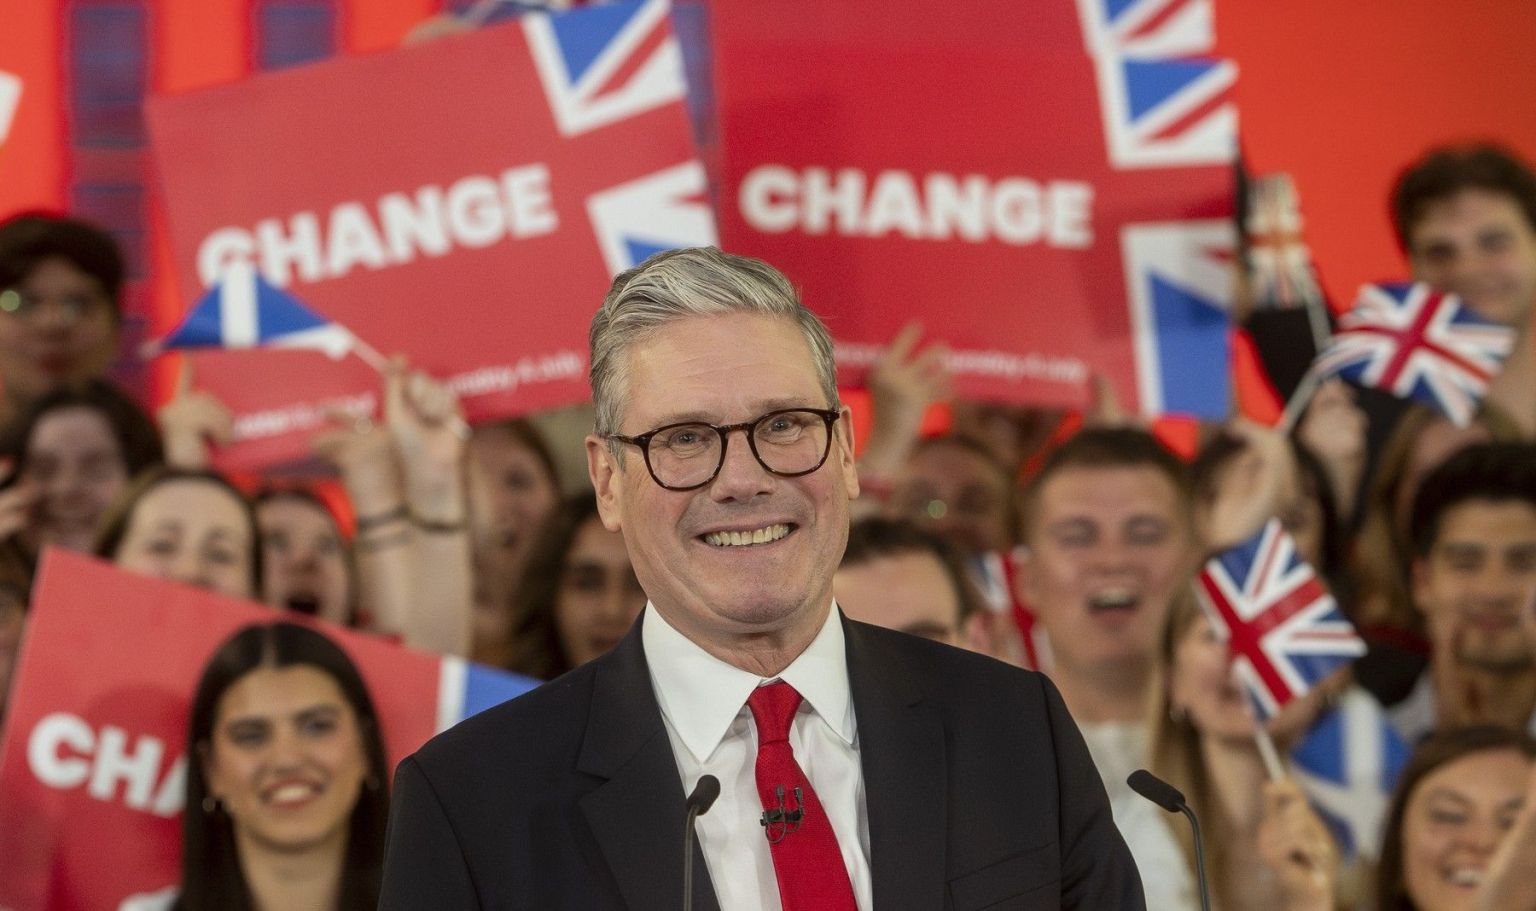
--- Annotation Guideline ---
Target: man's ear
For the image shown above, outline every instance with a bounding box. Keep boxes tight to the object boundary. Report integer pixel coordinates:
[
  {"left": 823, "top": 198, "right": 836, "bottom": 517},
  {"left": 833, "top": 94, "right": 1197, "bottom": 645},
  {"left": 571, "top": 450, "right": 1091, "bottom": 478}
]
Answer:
[
  {"left": 586, "top": 435, "right": 625, "bottom": 532},
  {"left": 837, "top": 405, "right": 859, "bottom": 499}
]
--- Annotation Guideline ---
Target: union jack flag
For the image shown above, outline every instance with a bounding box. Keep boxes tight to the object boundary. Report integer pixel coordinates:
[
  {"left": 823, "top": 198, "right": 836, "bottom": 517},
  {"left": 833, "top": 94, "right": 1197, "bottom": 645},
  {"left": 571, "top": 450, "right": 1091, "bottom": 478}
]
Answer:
[
  {"left": 1311, "top": 282, "right": 1515, "bottom": 427},
  {"left": 1195, "top": 519, "right": 1366, "bottom": 721},
  {"left": 524, "top": 0, "right": 686, "bottom": 138},
  {"left": 1075, "top": 0, "right": 1236, "bottom": 169},
  {"left": 587, "top": 159, "right": 716, "bottom": 275}
]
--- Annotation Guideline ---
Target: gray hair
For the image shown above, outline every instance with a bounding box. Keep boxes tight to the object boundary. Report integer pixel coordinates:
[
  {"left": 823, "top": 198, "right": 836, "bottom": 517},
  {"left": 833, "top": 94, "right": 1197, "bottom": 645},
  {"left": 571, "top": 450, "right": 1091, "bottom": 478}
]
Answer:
[{"left": 589, "top": 247, "right": 839, "bottom": 451}]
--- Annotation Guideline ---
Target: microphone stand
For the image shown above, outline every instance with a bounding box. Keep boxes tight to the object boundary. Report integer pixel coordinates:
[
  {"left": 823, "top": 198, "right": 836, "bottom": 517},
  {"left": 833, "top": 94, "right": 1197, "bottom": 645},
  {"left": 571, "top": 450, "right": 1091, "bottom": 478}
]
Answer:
[{"left": 683, "top": 775, "right": 720, "bottom": 911}]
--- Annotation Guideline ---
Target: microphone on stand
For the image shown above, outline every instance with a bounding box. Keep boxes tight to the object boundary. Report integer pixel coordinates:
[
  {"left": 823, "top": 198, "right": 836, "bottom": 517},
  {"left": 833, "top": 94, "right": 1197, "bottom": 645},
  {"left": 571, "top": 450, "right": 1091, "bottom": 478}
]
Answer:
[
  {"left": 683, "top": 774, "right": 720, "bottom": 911},
  {"left": 1128, "top": 769, "right": 1212, "bottom": 911}
]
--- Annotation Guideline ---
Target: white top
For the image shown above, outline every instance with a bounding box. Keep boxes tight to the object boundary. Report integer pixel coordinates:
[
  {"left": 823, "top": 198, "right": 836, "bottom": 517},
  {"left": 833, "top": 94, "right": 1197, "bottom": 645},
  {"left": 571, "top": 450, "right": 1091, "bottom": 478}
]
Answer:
[
  {"left": 642, "top": 602, "right": 872, "bottom": 911},
  {"left": 1388, "top": 671, "right": 1536, "bottom": 745},
  {"left": 1079, "top": 720, "right": 1200, "bottom": 911}
]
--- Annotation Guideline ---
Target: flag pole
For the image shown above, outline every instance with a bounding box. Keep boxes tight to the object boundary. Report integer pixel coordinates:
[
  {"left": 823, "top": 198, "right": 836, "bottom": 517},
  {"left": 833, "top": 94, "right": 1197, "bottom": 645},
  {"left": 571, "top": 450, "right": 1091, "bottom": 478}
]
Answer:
[
  {"left": 1252, "top": 724, "right": 1286, "bottom": 781},
  {"left": 1276, "top": 367, "right": 1320, "bottom": 434},
  {"left": 350, "top": 336, "right": 472, "bottom": 441}
]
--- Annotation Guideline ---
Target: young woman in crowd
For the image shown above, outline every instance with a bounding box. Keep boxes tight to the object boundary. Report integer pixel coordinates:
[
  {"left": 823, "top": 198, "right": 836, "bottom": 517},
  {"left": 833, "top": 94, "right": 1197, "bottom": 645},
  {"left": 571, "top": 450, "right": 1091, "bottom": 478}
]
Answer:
[
  {"left": 480, "top": 494, "right": 644, "bottom": 679},
  {"left": 254, "top": 487, "right": 354, "bottom": 627},
  {"left": 1145, "top": 596, "right": 1343, "bottom": 911},
  {"left": 1376, "top": 726, "right": 1536, "bottom": 911},
  {"left": 0, "top": 380, "right": 162, "bottom": 558},
  {"left": 95, "top": 466, "right": 261, "bottom": 600},
  {"left": 171, "top": 621, "right": 389, "bottom": 910},
  {"left": 464, "top": 417, "right": 560, "bottom": 657}
]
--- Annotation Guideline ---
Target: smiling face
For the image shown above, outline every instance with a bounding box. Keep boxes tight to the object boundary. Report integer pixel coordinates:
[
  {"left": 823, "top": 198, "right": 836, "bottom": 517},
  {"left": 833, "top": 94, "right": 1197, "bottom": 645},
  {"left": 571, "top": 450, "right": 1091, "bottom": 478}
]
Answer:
[
  {"left": 1413, "top": 498, "right": 1536, "bottom": 673},
  {"left": 257, "top": 497, "right": 351, "bottom": 625},
  {"left": 1401, "top": 747, "right": 1531, "bottom": 911},
  {"left": 1021, "top": 464, "right": 1193, "bottom": 676},
  {"left": 203, "top": 664, "right": 370, "bottom": 856},
  {"left": 587, "top": 312, "right": 858, "bottom": 656},
  {"left": 114, "top": 479, "right": 255, "bottom": 600},
  {"left": 1168, "top": 612, "right": 1254, "bottom": 741},
  {"left": 20, "top": 405, "right": 129, "bottom": 553},
  {"left": 1408, "top": 189, "right": 1536, "bottom": 328}
]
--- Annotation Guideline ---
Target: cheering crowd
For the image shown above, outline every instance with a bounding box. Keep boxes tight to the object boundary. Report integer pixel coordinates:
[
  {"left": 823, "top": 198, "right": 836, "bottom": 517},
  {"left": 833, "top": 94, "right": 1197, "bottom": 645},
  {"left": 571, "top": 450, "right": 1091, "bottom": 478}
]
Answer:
[{"left": 3, "top": 144, "right": 1536, "bottom": 910}]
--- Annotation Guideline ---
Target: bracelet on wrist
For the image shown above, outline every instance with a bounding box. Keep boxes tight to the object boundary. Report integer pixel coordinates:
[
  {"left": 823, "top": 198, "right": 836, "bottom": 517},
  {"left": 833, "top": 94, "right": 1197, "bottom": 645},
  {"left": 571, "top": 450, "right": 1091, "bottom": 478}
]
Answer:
[
  {"left": 354, "top": 506, "right": 409, "bottom": 534},
  {"left": 411, "top": 511, "right": 467, "bottom": 533}
]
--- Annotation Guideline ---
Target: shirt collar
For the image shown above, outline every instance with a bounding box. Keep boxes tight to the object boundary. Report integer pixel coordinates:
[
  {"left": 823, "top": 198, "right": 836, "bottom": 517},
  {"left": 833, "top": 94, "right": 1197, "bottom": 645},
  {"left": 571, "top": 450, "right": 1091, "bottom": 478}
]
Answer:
[{"left": 642, "top": 601, "right": 855, "bottom": 765}]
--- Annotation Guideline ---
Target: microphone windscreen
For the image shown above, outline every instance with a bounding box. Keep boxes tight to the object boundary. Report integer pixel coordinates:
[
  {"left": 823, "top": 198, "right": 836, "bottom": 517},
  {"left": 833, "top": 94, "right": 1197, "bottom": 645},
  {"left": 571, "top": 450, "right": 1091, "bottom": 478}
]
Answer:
[
  {"left": 687, "top": 774, "right": 721, "bottom": 815},
  {"left": 1127, "top": 769, "right": 1186, "bottom": 813}
]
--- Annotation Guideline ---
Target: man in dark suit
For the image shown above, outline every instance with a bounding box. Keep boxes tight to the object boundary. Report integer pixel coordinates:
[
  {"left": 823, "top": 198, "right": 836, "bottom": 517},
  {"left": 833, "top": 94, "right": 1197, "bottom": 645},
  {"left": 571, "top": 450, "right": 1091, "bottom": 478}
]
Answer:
[{"left": 380, "top": 248, "right": 1144, "bottom": 910}]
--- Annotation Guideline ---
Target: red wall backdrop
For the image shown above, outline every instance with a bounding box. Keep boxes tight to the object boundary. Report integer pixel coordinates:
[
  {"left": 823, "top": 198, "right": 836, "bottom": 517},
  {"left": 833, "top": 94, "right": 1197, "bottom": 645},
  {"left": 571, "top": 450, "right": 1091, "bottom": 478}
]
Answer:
[
  {"left": 1217, "top": 0, "right": 1536, "bottom": 308},
  {"left": 0, "top": 0, "right": 1532, "bottom": 400}
]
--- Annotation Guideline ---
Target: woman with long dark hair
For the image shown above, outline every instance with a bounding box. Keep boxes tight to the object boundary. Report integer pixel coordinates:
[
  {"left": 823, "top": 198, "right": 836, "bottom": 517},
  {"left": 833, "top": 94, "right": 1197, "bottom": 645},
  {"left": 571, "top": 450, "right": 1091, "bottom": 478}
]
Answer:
[{"left": 176, "top": 621, "right": 389, "bottom": 910}]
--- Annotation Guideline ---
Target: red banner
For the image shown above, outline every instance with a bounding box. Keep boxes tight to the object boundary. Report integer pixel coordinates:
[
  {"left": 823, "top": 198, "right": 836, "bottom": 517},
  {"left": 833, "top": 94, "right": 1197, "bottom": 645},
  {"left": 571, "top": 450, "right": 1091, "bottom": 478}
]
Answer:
[
  {"left": 708, "top": 0, "right": 1238, "bottom": 419},
  {"left": 147, "top": 0, "right": 713, "bottom": 469},
  {"left": 0, "top": 551, "right": 535, "bottom": 910}
]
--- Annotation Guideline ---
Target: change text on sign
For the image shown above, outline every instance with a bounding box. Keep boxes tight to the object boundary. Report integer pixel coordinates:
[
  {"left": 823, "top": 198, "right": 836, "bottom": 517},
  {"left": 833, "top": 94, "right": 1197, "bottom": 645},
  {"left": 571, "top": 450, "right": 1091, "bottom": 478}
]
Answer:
[
  {"left": 197, "top": 164, "right": 559, "bottom": 288},
  {"left": 739, "top": 165, "right": 1094, "bottom": 248}
]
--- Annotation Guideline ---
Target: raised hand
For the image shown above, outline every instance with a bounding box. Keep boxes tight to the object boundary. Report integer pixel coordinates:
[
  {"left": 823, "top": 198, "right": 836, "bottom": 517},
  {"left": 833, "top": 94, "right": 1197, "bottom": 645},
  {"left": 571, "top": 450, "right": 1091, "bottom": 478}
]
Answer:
[
  {"left": 1199, "top": 418, "right": 1300, "bottom": 552},
  {"left": 1256, "top": 778, "right": 1338, "bottom": 911},
  {"left": 157, "top": 359, "right": 234, "bottom": 470}
]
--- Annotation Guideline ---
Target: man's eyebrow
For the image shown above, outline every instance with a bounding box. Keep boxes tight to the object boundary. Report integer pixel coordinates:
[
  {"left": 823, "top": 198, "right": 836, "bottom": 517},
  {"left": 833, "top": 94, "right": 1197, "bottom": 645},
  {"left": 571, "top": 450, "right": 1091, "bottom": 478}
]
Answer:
[{"left": 644, "top": 399, "right": 828, "bottom": 427}]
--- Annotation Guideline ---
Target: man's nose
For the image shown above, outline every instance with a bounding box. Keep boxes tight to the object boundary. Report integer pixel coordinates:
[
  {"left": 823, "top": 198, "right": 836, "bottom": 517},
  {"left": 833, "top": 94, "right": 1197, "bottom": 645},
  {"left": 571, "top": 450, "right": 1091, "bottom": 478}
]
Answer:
[{"left": 709, "top": 428, "right": 774, "bottom": 501}]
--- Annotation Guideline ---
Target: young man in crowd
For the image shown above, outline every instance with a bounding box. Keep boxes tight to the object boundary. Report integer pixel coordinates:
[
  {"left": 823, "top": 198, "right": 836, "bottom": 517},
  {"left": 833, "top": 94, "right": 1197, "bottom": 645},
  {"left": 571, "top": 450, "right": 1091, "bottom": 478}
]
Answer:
[
  {"left": 1396, "top": 441, "right": 1536, "bottom": 742},
  {"left": 833, "top": 516, "right": 991, "bottom": 652}
]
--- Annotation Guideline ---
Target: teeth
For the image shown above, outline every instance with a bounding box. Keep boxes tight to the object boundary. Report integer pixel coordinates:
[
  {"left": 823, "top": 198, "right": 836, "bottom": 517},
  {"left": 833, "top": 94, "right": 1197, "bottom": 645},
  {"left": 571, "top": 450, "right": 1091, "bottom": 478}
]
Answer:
[
  {"left": 1450, "top": 869, "right": 1484, "bottom": 887},
  {"left": 704, "top": 524, "right": 790, "bottom": 547},
  {"left": 1089, "top": 589, "right": 1137, "bottom": 609},
  {"left": 268, "top": 783, "right": 317, "bottom": 804}
]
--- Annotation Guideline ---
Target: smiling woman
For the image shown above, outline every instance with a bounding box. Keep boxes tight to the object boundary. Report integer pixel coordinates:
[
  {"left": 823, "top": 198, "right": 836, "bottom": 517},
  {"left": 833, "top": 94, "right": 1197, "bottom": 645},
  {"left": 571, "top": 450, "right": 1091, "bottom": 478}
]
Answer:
[{"left": 175, "top": 622, "right": 390, "bottom": 911}]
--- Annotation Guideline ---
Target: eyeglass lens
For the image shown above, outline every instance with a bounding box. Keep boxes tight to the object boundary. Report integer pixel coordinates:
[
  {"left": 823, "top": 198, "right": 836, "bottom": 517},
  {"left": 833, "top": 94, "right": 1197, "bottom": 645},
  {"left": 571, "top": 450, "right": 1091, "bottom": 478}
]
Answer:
[{"left": 646, "top": 410, "right": 831, "bottom": 489}]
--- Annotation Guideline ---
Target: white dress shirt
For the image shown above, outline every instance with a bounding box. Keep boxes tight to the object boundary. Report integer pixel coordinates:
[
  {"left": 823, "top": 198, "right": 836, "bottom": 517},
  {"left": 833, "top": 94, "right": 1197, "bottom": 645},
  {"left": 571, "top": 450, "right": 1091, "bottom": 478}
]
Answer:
[{"left": 642, "top": 602, "right": 873, "bottom": 911}]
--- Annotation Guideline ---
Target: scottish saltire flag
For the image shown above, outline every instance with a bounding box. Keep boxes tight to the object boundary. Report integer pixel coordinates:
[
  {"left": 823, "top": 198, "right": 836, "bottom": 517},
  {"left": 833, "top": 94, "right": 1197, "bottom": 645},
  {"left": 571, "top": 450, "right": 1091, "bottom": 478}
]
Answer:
[
  {"left": 1195, "top": 518, "right": 1366, "bottom": 720},
  {"left": 154, "top": 262, "right": 357, "bottom": 359},
  {"left": 1311, "top": 282, "right": 1515, "bottom": 427},
  {"left": 1077, "top": 0, "right": 1237, "bottom": 169},
  {"left": 1122, "top": 220, "right": 1235, "bottom": 417},
  {"left": 525, "top": 0, "right": 686, "bottom": 138},
  {"left": 0, "top": 71, "right": 20, "bottom": 146},
  {"left": 1291, "top": 688, "right": 1411, "bottom": 861},
  {"left": 1245, "top": 173, "right": 1326, "bottom": 311},
  {"left": 435, "top": 655, "right": 540, "bottom": 732}
]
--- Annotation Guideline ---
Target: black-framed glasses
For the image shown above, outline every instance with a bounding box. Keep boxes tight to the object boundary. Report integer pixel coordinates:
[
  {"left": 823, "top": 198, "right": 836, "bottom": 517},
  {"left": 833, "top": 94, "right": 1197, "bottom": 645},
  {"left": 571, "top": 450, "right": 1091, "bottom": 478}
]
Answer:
[{"left": 607, "top": 408, "right": 841, "bottom": 491}]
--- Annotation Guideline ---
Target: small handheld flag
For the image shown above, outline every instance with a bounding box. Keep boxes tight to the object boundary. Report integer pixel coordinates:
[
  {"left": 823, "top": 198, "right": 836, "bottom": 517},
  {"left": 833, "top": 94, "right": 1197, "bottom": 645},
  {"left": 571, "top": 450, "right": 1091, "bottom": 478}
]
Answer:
[
  {"left": 1195, "top": 518, "right": 1366, "bottom": 722},
  {"left": 146, "top": 262, "right": 384, "bottom": 368},
  {"left": 1309, "top": 281, "right": 1514, "bottom": 427},
  {"left": 1290, "top": 688, "right": 1410, "bottom": 862}
]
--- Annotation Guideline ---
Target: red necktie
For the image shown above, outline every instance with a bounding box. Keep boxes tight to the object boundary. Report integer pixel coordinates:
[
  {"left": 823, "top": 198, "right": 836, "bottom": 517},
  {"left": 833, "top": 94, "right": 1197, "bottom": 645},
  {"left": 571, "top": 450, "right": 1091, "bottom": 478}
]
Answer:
[{"left": 746, "top": 681, "right": 859, "bottom": 911}]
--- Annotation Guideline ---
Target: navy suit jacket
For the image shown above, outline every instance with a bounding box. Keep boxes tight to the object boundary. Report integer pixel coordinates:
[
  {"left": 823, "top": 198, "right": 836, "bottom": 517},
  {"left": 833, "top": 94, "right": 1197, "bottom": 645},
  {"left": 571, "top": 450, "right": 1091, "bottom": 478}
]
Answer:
[{"left": 380, "top": 613, "right": 1145, "bottom": 910}]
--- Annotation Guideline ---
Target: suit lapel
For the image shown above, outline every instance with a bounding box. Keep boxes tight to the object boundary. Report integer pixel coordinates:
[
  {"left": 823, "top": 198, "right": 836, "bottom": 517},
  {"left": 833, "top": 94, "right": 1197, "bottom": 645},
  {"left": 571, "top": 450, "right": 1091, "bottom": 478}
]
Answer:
[
  {"left": 577, "top": 618, "right": 721, "bottom": 911},
  {"left": 846, "top": 618, "right": 948, "bottom": 911}
]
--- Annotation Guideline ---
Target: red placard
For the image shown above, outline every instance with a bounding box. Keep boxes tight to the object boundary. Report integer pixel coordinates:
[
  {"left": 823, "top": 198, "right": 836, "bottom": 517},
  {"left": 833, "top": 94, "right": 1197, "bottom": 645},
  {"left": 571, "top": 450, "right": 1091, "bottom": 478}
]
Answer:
[
  {"left": 0, "top": 551, "right": 534, "bottom": 910},
  {"left": 147, "top": 0, "right": 713, "bottom": 469},
  {"left": 708, "top": 0, "right": 1238, "bottom": 419}
]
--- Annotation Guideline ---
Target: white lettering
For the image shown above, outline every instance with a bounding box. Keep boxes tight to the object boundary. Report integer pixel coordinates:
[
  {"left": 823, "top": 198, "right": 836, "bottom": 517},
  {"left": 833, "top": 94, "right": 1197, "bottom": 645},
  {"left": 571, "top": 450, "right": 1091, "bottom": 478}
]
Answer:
[
  {"left": 1047, "top": 181, "right": 1094, "bottom": 248},
  {"left": 196, "top": 227, "right": 257, "bottom": 287},
  {"left": 379, "top": 186, "right": 451, "bottom": 264},
  {"left": 152, "top": 756, "right": 187, "bottom": 817},
  {"left": 737, "top": 164, "right": 1096, "bottom": 249},
  {"left": 325, "top": 202, "right": 390, "bottom": 277},
  {"left": 193, "top": 163, "right": 560, "bottom": 289},
  {"left": 88, "top": 726, "right": 165, "bottom": 810},
  {"left": 801, "top": 167, "right": 865, "bottom": 235},
  {"left": 863, "top": 171, "right": 924, "bottom": 238},
  {"left": 28, "top": 712, "right": 93, "bottom": 789},
  {"left": 446, "top": 176, "right": 506, "bottom": 249},
  {"left": 739, "top": 165, "right": 801, "bottom": 233},
  {"left": 256, "top": 212, "right": 324, "bottom": 286},
  {"left": 501, "top": 164, "right": 558, "bottom": 237}
]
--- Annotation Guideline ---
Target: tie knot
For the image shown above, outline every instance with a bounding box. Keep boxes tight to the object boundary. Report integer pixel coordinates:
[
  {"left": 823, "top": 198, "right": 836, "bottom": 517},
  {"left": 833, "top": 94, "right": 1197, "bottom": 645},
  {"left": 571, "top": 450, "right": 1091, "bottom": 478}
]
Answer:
[{"left": 747, "top": 680, "right": 803, "bottom": 744}]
